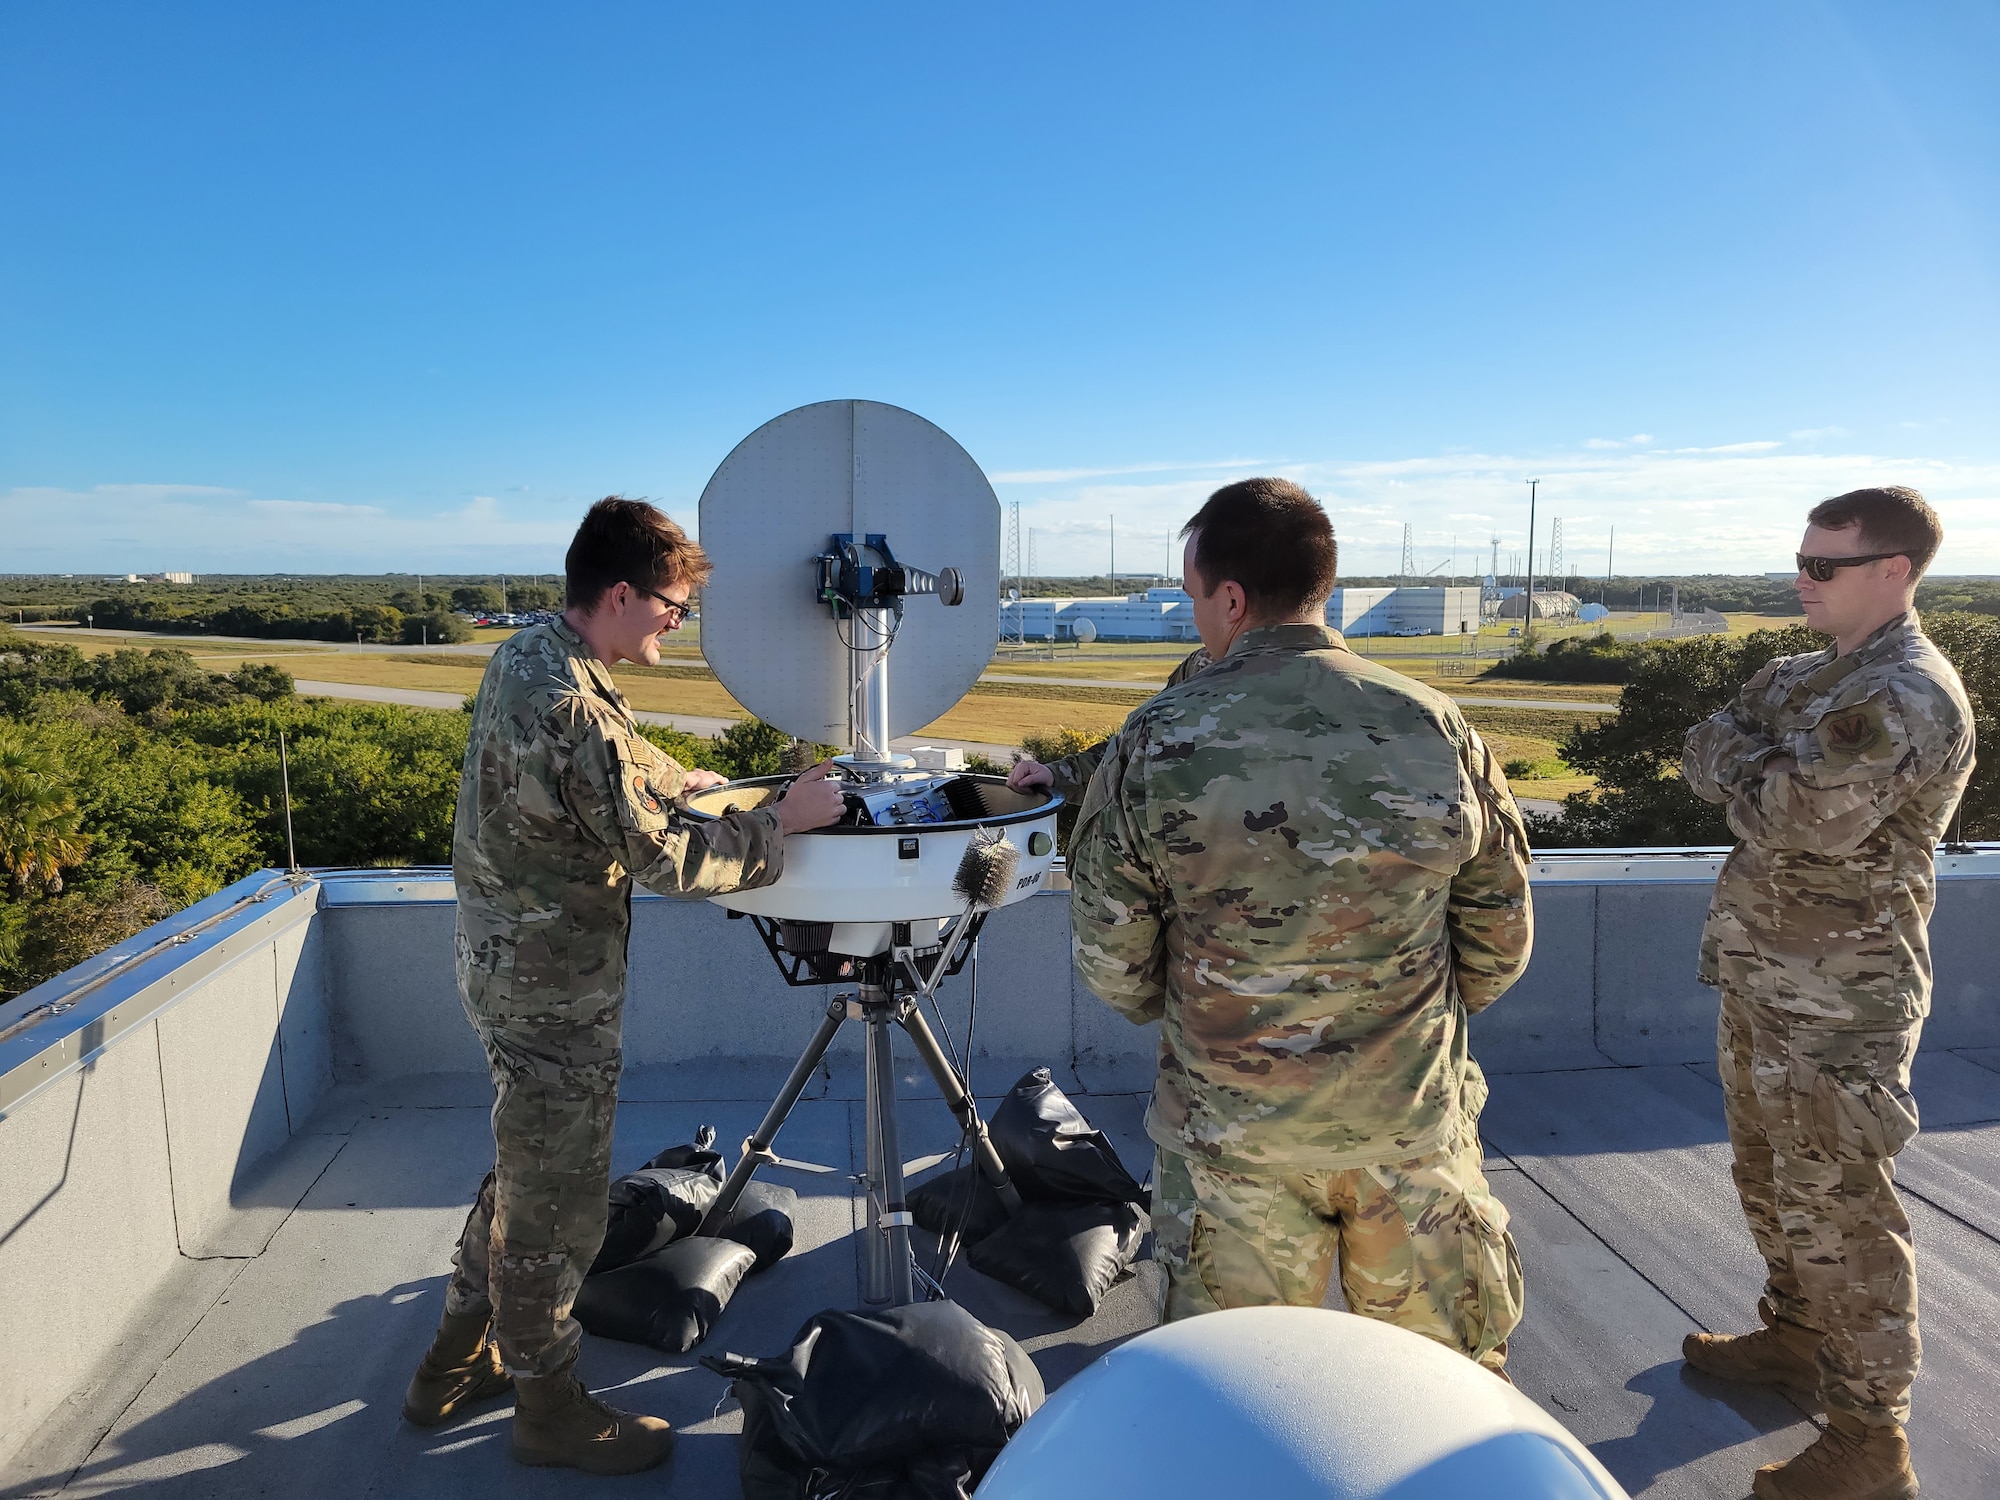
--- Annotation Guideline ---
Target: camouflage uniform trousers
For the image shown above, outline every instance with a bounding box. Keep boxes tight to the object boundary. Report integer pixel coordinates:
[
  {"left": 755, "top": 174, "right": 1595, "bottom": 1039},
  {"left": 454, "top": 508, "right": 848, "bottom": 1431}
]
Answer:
[
  {"left": 442, "top": 978, "right": 624, "bottom": 1380},
  {"left": 1717, "top": 984, "right": 1923, "bottom": 1426},
  {"left": 1150, "top": 1132, "right": 1524, "bottom": 1372}
]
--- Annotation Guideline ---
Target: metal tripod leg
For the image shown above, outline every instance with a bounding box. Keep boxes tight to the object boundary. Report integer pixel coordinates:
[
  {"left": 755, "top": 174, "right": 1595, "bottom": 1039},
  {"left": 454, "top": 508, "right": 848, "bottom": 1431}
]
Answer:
[
  {"left": 862, "top": 990, "right": 917, "bottom": 1305},
  {"left": 895, "top": 1003, "right": 1023, "bottom": 1215},
  {"left": 695, "top": 995, "right": 846, "bottom": 1237}
]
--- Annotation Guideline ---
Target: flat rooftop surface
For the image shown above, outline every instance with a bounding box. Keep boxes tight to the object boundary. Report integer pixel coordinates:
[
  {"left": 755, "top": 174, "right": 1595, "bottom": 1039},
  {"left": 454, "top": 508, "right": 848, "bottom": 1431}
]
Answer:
[{"left": 5, "top": 1050, "right": 1998, "bottom": 1499}]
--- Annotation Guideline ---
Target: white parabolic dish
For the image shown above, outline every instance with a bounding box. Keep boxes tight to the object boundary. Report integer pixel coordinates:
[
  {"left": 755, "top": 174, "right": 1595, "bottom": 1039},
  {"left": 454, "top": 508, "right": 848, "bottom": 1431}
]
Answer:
[{"left": 697, "top": 399, "right": 1002, "bottom": 748}]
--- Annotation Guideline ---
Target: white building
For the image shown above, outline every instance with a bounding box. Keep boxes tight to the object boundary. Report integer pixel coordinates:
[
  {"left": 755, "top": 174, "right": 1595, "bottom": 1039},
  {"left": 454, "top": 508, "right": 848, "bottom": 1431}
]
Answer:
[
  {"left": 999, "top": 590, "right": 1198, "bottom": 642},
  {"left": 1327, "top": 586, "right": 1481, "bottom": 638},
  {"left": 1001, "top": 584, "right": 1481, "bottom": 643}
]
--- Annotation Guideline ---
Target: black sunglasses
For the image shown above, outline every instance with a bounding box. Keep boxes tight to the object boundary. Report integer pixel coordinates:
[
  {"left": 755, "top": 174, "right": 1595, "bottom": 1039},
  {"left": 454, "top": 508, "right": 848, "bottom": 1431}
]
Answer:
[
  {"left": 1795, "top": 551, "right": 1905, "bottom": 583},
  {"left": 629, "top": 582, "right": 691, "bottom": 625}
]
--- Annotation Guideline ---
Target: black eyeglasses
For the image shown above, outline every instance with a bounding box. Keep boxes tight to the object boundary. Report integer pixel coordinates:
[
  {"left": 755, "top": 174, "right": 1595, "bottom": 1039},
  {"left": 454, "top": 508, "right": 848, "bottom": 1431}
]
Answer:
[
  {"left": 630, "top": 582, "right": 691, "bottom": 625},
  {"left": 1795, "top": 552, "right": 1905, "bottom": 583}
]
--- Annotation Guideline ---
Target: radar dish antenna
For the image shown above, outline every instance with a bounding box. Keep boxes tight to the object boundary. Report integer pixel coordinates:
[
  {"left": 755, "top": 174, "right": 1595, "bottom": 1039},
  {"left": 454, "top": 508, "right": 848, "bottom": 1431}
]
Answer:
[{"left": 698, "top": 401, "right": 1000, "bottom": 761}]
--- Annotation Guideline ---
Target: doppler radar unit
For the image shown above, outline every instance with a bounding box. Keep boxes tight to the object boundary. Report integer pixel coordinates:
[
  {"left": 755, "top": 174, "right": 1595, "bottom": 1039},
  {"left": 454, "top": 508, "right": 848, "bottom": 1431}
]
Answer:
[{"left": 683, "top": 400, "right": 1060, "bottom": 1305}]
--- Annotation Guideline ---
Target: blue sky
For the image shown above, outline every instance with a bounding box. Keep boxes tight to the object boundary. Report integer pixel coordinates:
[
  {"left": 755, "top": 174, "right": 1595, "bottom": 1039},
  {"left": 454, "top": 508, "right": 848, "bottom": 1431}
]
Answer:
[{"left": 4, "top": 3, "right": 1997, "bottom": 577}]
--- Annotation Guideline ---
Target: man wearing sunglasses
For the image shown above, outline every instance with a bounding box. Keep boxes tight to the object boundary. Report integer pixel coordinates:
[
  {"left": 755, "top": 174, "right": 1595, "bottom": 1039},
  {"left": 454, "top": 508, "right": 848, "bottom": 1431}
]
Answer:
[
  {"left": 1682, "top": 487, "right": 1974, "bottom": 1500},
  {"left": 403, "top": 497, "right": 844, "bottom": 1474}
]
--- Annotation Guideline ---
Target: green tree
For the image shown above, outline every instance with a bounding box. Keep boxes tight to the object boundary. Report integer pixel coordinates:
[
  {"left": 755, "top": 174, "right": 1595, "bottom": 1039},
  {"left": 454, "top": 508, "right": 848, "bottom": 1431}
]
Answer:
[
  {"left": 181, "top": 700, "right": 471, "bottom": 867},
  {"left": 452, "top": 585, "right": 505, "bottom": 614},
  {"left": 0, "top": 727, "right": 90, "bottom": 893},
  {"left": 508, "top": 582, "right": 562, "bottom": 612},
  {"left": 350, "top": 604, "right": 404, "bottom": 643},
  {"left": 85, "top": 647, "right": 240, "bottom": 716},
  {"left": 229, "top": 662, "right": 295, "bottom": 701},
  {"left": 1532, "top": 616, "right": 1996, "bottom": 846},
  {"left": 400, "top": 610, "right": 474, "bottom": 645},
  {"left": 1926, "top": 612, "right": 1998, "bottom": 838},
  {"left": 1483, "top": 632, "right": 1639, "bottom": 684}
]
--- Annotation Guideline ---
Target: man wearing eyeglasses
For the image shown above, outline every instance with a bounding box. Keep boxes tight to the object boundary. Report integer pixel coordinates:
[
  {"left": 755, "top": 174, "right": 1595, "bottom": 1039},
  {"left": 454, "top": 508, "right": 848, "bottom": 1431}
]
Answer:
[
  {"left": 402, "top": 497, "right": 844, "bottom": 1473},
  {"left": 1681, "top": 487, "right": 1974, "bottom": 1500}
]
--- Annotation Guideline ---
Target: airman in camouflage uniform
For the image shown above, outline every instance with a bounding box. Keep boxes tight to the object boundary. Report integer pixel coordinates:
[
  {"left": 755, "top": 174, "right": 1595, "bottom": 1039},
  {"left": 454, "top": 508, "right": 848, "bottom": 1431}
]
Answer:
[
  {"left": 1683, "top": 619, "right": 1972, "bottom": 1441},
  {"left": 1680, "top": 486, "right": 1974, "bottom": 1500},
  {"left": 1069, "top": 618, "right": 1533, "bottom": 1370},
  {"left": 440, "top": 615, "right": 787, "bottom": 1376},
  {"left": 403, "top": 499, "right": 842, "bottom": 1474}
]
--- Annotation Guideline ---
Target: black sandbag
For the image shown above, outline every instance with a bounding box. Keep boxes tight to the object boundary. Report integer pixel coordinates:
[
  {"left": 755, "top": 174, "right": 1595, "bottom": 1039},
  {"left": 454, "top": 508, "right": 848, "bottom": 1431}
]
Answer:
[
  {"left": 705, "top": 1300, "right": 1043, "bottom": 1500},
  {"left": 989, "top": 1067, "right": 1146, "bottom": 1206},
  {"left": 645, "top": 1124, "right": 727, "bottom": 1179},
  {"left": 965, "top": 1200, "right": 1146, "bottom": 1317},
  {"left": 574, "top": 1236, "right": 757, "bottom": 1352},
  {"left": 714, "top": 1179, "right": 798, "bottom": 1273},
  {"left": 590, "top": 1164, "right": 726, "bottom": 1275},
  {"left": 907, "top": 1164, "right": 1010, "bottom": 1245}
]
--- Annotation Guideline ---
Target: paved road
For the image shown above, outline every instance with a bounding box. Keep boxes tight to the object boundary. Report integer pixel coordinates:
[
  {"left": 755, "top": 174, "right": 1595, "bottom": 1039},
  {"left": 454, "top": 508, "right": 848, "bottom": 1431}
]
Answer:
[
  {"left": 18, "top": 623, "right": 501, "bottom": 655},
  {"left": 292, "top": 680, "right": 1017, "bottom": 761}
]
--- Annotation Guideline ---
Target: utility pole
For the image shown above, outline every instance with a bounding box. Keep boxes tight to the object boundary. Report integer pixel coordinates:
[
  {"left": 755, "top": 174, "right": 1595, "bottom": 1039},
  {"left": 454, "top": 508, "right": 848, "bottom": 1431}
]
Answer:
[
  {"left": 1108, "top": 514, "right": 1115, "bottom": 597},
  {"left": 500, "top": 574, "right": 508, "bottom": 613},
  {"left": 1606, "top": 527, "right": 1614, "bottom": 606}
]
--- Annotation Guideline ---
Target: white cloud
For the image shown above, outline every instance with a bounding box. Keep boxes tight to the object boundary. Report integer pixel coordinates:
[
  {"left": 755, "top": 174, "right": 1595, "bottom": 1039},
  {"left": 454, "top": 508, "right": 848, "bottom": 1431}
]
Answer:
[
  {"left": 10, "top": 442, "right": 2000, "bottom": 579},
  {"left": 0, "top": 485, "right": 576, "bottom": 572},
  {"left": 248, "top": 499, "right": 385, "bottom": 517},
  {"left": 997, "top": 444, "right": 2000, "bottom": 577}
]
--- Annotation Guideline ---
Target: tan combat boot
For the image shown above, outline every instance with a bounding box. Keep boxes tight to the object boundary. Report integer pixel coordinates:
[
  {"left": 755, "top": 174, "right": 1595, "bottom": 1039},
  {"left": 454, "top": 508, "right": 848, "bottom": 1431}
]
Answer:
[
  {"left": 402, "top": 1307, "right": 512, "bottom": 1426},
  {"left": 511, "top": 1351, "right": 676, "bottom": 1474},
  {"left": 1682, "top": 1300, "right": 1820, "bottom": 1394},
  {"left": 1752, "top": 1411, "right": 1918, "bottom": 1500}
]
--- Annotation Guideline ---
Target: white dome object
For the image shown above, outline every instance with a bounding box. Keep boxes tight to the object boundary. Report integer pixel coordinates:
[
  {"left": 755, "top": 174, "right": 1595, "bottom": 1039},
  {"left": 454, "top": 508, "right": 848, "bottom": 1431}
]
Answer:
[
  {"left": 1072, "top": 617, "right": 1098, "bottom": 644},
  {"left": 976, "top": 1308, "right": 1628, "bottom": 1500}
]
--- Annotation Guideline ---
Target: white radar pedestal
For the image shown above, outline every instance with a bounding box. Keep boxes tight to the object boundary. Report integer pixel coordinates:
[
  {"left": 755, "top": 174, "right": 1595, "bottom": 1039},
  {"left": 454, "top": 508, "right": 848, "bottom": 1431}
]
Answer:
[
  {"left": 976, "top": 1308, "right": 1630, "bottom": 1500},
  {"left": 684, "top": 401, "right": 1061, "bottom": 1307}
]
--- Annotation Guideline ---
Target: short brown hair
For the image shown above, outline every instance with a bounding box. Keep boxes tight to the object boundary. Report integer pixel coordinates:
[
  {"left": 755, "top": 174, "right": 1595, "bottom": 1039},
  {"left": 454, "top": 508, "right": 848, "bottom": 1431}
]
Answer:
[
  {"left": 1180, "top": 478, "right": 1337, "bottom": 618},
  {"left": 1807, "top": 486, "right": 1943, "bottom": 581},
  {"left": 565, "top": 497, "right": 711, "bottom": 611}
]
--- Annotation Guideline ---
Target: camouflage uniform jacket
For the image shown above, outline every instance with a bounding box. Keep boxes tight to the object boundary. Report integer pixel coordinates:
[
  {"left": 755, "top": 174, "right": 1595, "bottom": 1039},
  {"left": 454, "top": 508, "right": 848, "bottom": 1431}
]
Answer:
[
  {"left": 1683, "top": 611, "right": 1975, "bottom": 1025},
  {"left": 1044, "top": 648, "right": 1212, "bottom": 804},
  {"left": 453, "top": 617, "right": 787, "bottom": 1080},
  {"left": 1068, "top": 623, "right": 1534, "bottom": 1170}
]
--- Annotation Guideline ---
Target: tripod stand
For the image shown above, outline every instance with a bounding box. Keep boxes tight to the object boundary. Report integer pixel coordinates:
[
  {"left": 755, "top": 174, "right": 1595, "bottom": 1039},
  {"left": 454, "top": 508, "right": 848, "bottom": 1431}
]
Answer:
[{"left": 694, "top": 915, "right": 1022, "bottom": 1305}]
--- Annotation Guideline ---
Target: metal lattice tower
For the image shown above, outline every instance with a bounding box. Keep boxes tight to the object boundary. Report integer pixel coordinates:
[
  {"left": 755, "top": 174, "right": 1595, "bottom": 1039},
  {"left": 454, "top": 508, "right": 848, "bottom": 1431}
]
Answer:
[
  {"left": 1549, "top": 518, "right": 1564, "bottom": 592},
  {"left": 1489, "top": 534, "right": 1501, "bottom": 582},
  {"left": 1004, "top": 500, "right": 1025, "bottom": 644},
  {"left": 1401, "top": 524, "right": 1415, "bottom": 579}
]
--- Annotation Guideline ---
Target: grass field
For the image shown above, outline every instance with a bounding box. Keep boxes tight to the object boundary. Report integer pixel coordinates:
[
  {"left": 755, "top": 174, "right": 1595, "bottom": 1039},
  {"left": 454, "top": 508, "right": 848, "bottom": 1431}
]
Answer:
[{"left": 21, "top": 624, "right": 1614, "bottom": 792}]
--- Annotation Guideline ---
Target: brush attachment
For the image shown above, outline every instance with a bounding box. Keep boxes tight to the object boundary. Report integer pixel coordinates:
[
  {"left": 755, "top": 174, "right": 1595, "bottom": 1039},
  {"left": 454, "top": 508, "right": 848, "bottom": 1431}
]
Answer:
[{"left": 951, "top": 829, "right": 1021, "bottom": 911}]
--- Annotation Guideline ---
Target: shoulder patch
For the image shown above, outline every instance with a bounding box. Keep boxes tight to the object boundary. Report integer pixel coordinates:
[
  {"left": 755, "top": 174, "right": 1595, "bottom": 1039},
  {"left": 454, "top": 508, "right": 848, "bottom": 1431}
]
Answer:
[{"left": 1822, "top": 709, "right": 1883, "bottom": 756}]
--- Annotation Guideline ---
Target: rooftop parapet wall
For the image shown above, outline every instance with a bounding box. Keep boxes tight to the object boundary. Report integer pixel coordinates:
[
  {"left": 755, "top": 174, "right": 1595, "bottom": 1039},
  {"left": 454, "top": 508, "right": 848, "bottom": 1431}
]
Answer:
[{"left": 2, "top": 850, "right": 1997, "bottom": 1471}]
